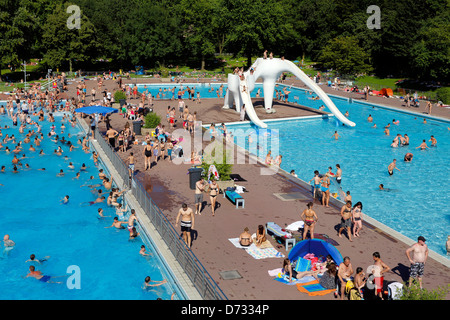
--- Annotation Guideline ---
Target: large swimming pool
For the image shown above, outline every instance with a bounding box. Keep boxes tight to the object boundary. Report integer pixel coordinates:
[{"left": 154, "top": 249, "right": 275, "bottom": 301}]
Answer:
[
  {"left": 0, "top": 113, "right": 178, "bottom": 299},
  {"left": 226, "top": 86, "right": 450, "bottom": 258}
]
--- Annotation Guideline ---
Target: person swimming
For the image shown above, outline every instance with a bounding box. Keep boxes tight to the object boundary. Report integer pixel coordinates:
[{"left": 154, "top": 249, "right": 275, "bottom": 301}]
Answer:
[{"left": 25, "top": 254, "right": 50, "bottom": 265}]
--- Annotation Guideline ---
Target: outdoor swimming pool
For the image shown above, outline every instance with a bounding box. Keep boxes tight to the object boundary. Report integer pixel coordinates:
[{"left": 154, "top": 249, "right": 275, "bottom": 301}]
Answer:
[
  {"left": 0, "top": 113, "right": 179, "bottom": 299},
  {"left": 226, "top": 86, "right": 450, "bottom": 258}
]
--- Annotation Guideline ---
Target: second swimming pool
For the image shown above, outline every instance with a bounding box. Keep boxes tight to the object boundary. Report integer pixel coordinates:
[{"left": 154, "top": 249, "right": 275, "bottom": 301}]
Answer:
[{"left": 226, "top": 87, "right": 450, "bottom": 258}]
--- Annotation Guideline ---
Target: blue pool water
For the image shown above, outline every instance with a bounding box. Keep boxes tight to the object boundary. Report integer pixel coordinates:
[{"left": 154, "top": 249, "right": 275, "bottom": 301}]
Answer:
[
  {"left": 226, "top": 86, "right": 450, "bottom": 258},
  {"left": 0, "top": 114, "right": 177, "bottom": 299},
  {"left": 135, "top": 82, "right": 266, "bottom": 100}
]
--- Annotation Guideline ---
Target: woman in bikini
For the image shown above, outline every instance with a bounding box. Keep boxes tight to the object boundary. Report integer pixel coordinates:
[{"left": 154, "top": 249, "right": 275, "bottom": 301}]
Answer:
[
  {"left": 352, "top": 201, "right": 363, "bottom": 237},
  {"left": 301, "top": 202, "right": 318, "bottom": 240},
  {"left": 239, "top": 227, "right": 253, "bottom": 247},
  {"left": 255, "top": 225, "right": 267, "bottom": 247},
  {"left": 209, "top": 179, "right": 219, "bottom": 216}
]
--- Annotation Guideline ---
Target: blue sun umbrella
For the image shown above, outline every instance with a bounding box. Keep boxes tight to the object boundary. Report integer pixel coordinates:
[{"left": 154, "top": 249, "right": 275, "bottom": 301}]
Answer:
[{"left": 74, "top": 105, "right": 118, "bottom": 115}]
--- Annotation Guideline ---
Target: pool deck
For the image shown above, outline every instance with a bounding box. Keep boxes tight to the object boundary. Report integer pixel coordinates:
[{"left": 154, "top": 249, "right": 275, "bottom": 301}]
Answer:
[{"left": 70, "top": 76, "right": 449, "bottom": 300}]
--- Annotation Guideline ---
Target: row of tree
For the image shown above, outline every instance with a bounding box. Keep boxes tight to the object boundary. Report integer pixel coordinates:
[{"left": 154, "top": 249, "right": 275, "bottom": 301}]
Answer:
[{"left": 0, "top": 0, "right": 448, "bottom": 81}]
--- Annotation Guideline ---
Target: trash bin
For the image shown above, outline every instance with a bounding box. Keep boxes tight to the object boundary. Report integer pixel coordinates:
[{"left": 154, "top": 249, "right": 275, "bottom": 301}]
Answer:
[
  {"left": 133, "top": 121, "right": 142, "bottom": 135},
  {"left": 188, "top": 167, "right": 203, "bottom": 190}
]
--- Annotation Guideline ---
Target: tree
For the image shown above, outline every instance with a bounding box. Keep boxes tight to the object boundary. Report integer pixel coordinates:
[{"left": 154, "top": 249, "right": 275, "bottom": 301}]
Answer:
[
  {"left": 178, "top": 0, "right": 220, "bottom": 70},
  {"left": 224, "top": 0, "right": 296, "bottom": 68},
  {"left": 319, "top": 36, "right": 372, "bottom": 76},
  {"left": 0, "top": 0, "right": 40, "bottom": 80},
  {"left": 41, "top": 2, "right": 99, "bottom": 70},
  {"left": 119, "top": 0, "right": 182, "bottom": 68},
  {"left": 410, "top": 11, "right": 450, "bottom": 80}
]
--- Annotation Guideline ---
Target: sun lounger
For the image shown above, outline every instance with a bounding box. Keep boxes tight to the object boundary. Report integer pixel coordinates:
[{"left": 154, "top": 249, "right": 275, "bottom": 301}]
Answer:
[
  {"left": 225, "top": 190, "right": 245, "bottom": 209},
  {"left": 266, "top": 222, "right": 292, "bottom": 238}
]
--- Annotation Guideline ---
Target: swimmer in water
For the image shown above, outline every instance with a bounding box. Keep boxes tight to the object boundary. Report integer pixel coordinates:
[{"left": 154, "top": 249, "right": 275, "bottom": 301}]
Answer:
[
  {"left": 61, "top": 195, "right": 70, "bottom": 204},
  {"left": 24, "top": 265, "right": 65, "bottom": 284},
  {"left": 332, "top": 131, "right": 341, "bottom": 140},
  {"left": 142, "top": 276, "right": 167, "bottom": 290},
  {"left": 80, "top": 196, "right": 106, "bottom": 206},
  {"left": 404, "top": 153, "right": 413, "bottom": 162},
  {"left": 97, "top": 208, "right": 110, "bottom": 218},
  {"left": 25, "top": 254, "right": 50, "bottom": 264},
  {"left": 105, "top": 216, "right": 127, "bottom": 229},
  {"left": 416, "top": 140, "right": 429, "bottom": 150},
  {"left": 387, "top": 159, "right": 400, "bottom": 176},
  {"left": 429, "top": 135, "right": 437, "bottom": 146},
  {"left": 139, "top": 245, "right": 151, "bottom": 257}
]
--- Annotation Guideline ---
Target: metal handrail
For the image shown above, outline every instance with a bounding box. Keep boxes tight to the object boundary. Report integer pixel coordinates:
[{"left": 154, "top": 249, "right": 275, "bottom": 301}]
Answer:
[{"left": 93, "top": 127, "right": 227, "bottom": 300}]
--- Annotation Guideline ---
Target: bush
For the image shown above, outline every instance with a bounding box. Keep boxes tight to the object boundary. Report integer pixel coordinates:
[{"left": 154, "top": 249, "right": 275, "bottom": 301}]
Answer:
[
  {"left": 400, "top": 283, "right": 450, "bottom": 300},
  {"left": 114, "top": 90, "right": 127, "bottom": 102},
  {"left": 143, "top": 112, "right": 161, "bottom": 128},
  {"left": 201, "top": 142, "right": 233, "bottom": 181},
  {"left": 436, "top": 87, "right": 450, "bottom": 104}
]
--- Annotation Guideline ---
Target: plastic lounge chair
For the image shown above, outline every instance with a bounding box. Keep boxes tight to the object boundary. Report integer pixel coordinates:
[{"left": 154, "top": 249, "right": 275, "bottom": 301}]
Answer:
[
  {"left": 266, "top": 222, "right": 291, "bottom": 238},
  {"left": 225, "top": 190, "right": 245, "bottom": 209}
]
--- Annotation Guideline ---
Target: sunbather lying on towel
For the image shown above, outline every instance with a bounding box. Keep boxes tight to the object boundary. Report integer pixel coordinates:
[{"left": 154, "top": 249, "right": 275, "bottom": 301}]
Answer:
[{"left": 282, "top": 258, "right": 321, "bottom": 283}]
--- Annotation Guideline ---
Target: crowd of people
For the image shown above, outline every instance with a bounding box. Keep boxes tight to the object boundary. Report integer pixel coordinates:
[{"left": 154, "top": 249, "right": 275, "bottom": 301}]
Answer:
[{"left": 0, "top": 79, "right": 176, "bottom": 298}]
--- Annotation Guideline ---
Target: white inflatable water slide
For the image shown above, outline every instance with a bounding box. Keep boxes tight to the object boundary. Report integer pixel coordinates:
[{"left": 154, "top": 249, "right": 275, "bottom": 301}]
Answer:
[{"left": 223, "top": 58, "right": 356, "bottom": 128}]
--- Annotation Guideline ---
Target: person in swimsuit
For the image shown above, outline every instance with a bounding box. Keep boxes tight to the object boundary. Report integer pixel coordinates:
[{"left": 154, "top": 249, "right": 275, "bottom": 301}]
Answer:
[
  {"left": 335, "top": 164, "right": 342, "bottom": 184},
  {"left": 308, "top": 170, "right": 321, "bottom": 201},
  {"left": 352, "top": 201, "right": 363, "bottom": 237},
  {"left": 142, "top": 276, "right": 167, "bottom": 290},
  {"left": 281, "top": 258, "right": 323, "bottom": 283},
  {"left": 300, "top": 202, "right": 318, "bottom": 240},
  {"left": 105, "top": 216, "right": 127, "bottom": 229},
  {"left": 126, "top": 152, "right": 135, "bottom": 177},
  {"left": 255, "top": 225, "right": 267, "bottom": 247},
  {"left": 338, "top": 201, "right": 353, "bottom": 242},
  {"left": 175, "top": 203, "right": 195, "bottom": 248},
  {"left": 387, "top": 159, "right": 400, "bottom": 176},
  {"left": 320, "top": 174, "right": 331, "bottom": 207},
  {"left": 406, "top": 236, "right": 428, "bottom": 289},
  {"left": 239, "top": 227, "right": 253, "bottom": 247},
  {"left": 372, "top": 252, "right": 390, "bottom": 300},
  {"left": 143, "top": 143, "right": 152, "bottom": 170},
  {"left": 25, "top": 266, "right": 64, "bottom": 284},
  {"left": 194, "top": 178, "right": 205, "bottom": 215},
  {"left": 26, "top": 254, "right": 50, "bottom": 264},
  {"left": 429, "top": 135, "right": 437, "bottom": 146},
  {"left": 404, "top": 153, "right": 413, "bottom": 162},
  {"left": 416, "top": 139, "right": 429, "bottom": 150},
  {"left": 209, "top": 180, "right": 219, "bottom": 216}
]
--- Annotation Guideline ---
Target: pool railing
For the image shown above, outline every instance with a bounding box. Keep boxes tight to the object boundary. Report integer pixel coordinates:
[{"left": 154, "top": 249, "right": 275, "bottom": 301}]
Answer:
[{"left": 92, "top": 126, "right": 228, "bottom": 300}]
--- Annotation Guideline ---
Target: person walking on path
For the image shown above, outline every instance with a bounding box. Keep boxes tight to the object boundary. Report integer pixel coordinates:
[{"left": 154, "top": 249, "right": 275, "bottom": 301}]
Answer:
[
  {"left": 175, "top": 203, "right": 195, "bottom": 249},
  {"left": 338, "top": 201, "right": 353, "bottom": 242},
  {"left": 194, "top": 178, "right": 206, "bottom": 215}
]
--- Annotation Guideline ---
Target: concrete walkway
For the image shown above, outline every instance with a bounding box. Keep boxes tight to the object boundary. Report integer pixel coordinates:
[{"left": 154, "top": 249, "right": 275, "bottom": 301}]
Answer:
[{"left": 69, "top": 76, "right": 449, "bottom": 300}]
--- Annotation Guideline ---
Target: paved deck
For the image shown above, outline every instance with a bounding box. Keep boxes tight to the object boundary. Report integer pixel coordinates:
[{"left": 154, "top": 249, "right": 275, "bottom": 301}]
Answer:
[{"left": 69, "top": 76, "right": 449, "bottom": 300}]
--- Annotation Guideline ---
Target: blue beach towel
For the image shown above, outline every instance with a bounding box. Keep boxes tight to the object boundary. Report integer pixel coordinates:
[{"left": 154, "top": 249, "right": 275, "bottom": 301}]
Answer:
[{"left": 294, "top": 258, "right": 311, "bottom": 273}]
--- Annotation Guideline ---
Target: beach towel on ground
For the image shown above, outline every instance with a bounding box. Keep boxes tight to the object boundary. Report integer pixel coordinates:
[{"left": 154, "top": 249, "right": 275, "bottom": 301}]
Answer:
[
  {"left": 274, "top": 275, "right": 316, "bottom": 285},
  {"left": 228, "top": 238, "right": 251, "bottom": 249},
  {"left": 246, "top": 245, "right": 285, "bottom": 259},
  {"left": 294, "top": 257, "right": 311, "bottom": 273},
  {"left": 296, "top": 280, "right": 336, "bottom": 296},
  {"left": 286, "top": 221, "right": 304, "bottom": 232}
]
